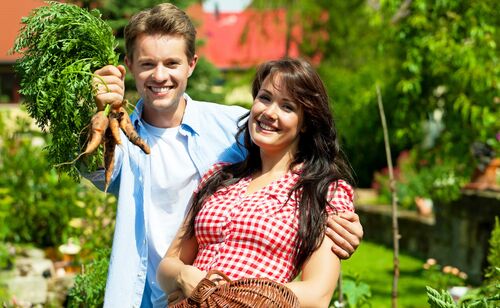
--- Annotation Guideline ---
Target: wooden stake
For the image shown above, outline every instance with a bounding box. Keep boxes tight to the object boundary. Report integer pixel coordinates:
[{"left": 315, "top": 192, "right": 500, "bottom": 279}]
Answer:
[{"left": 376, "top": 85, "right": 400, "bottom": 308}]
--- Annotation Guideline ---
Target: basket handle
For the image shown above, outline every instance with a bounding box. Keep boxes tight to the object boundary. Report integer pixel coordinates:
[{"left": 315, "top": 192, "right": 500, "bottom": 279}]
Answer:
[
  {"left": 189, "top": 269, "right": 231, "bottom": 304},
  {"left": 205, "top": 269, "right": 232, "bottom": 283}
]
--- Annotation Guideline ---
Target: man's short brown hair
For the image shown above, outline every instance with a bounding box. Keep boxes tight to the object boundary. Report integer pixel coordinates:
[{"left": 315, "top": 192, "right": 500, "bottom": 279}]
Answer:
[{"left": 124, "top": 3, "right": 197, "bottom": 61}]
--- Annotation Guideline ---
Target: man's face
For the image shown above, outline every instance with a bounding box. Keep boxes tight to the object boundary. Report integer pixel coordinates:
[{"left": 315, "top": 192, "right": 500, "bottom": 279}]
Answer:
[{"left": 125, "top": 34, "right": 197, "bottom": 127}]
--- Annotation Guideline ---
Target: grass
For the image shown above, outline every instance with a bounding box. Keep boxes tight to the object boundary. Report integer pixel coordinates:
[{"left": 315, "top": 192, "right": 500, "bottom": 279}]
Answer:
[{"left": 341, "top": 241, "right": 430, "bottom": 307}]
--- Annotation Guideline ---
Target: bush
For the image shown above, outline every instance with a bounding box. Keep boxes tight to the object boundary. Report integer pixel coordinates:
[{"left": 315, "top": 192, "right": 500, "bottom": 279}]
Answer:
[
  {"left": 67, "top": 248, "right": 110, "bottom": 308},
  {"left": 0, "top": 107, "right": 116, "bottom": 255},
  {"left": 426, "top": 217, "right": 500, "bottom": 307}
]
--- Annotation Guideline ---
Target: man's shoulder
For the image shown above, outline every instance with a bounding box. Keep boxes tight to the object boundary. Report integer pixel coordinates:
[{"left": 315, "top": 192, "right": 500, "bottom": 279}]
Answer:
[{"left": 190, "top": 99, "right": 248, "bottom": 116}]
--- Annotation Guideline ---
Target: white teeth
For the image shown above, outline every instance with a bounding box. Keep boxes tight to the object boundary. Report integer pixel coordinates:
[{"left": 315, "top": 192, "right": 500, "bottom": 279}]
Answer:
[
  {"left": 258, "top": 121, "right": 277, "bottom": 131},
  {"left": 150, "top": 86, "right": 170, "bottom": 93}
]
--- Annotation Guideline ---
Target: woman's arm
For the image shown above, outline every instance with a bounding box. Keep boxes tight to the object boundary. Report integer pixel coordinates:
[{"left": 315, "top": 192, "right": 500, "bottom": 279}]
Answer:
[
  {"left": 156, "top": 223, "right": 206, "bottom": 298},
  {"left": 285, "top": 233, "right": 340, "bottom": 308}
]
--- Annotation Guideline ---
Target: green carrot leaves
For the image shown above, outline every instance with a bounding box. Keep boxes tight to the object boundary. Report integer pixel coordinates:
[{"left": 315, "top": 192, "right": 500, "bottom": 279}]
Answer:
[{"left": 12, "top": 1, "right": 119, "bottom": 179}]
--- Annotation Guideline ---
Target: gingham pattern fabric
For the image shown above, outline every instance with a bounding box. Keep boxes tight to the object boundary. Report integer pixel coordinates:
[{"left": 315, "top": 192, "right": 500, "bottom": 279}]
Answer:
[{"left": 192, "top": 163, "right": 354, "bottom": 283}]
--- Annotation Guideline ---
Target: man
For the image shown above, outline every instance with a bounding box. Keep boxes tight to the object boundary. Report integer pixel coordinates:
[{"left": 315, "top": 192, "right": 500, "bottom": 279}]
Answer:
[{"left": 92, "top": 3, "right": 363, "bottom": 307}]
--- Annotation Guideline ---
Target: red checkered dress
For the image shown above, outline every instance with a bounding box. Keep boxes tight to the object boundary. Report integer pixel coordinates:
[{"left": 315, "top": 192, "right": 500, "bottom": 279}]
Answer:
[{"left": 192, "top": 163, "right": 354, "bottom": 283}]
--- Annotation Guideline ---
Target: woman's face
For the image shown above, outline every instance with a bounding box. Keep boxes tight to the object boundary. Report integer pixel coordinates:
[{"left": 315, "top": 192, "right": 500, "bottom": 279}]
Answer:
[{"left": 249, "top": 75, "right": 304, "bottom": 158}]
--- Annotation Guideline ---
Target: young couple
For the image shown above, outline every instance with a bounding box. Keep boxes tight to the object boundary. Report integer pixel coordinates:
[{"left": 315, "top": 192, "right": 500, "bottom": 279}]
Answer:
[{"left": 92, "top": 3, "right": 362, "bottom": 308}]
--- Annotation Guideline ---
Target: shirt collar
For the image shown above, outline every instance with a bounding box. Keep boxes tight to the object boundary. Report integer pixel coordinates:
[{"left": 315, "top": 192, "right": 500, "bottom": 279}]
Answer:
[
  {"left": 131, "top": 94, "right": 201, "bottom": 136},
  {"left": 180, "top": 93, "right": 202, "bottom": 136}
]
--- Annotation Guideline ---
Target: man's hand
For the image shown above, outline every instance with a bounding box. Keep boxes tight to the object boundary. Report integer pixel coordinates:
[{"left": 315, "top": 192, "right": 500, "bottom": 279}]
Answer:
[
  {"left": 326, "top": 211, "right": 363, "bottom": 259},
  {"left": 93, "top": 64, "right": 126, "bottom": 111}
]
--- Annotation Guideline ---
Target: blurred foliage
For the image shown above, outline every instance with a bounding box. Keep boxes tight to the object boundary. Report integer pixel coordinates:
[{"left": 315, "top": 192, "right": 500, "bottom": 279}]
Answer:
[
  {"left": 0, "top": 107, "right": 116, "bottom": 306},
  {"left": 0, "top": 109, "right": 115, "bottom": 255},
  {"left": 373, "top": 150, "right": 466, "bottom": 209},
  {"left": 426, "top": 218, "right": 500, "bottom": 307},
  {"left": 187, "top": 56, "right": 225, "bottom": 103},
  {"left": 331, "top": 273, "right": 372, "bottom": 307},
  {"left": 67, "top": 248, "right": 110, "bottom": 308},
  {"left": 251, "top": 0, "right": 499, "bottom": 199}
]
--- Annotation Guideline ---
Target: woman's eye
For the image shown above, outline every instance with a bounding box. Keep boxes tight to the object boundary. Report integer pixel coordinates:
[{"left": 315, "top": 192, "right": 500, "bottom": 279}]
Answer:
[
  {"left": 282, "top": 104, "right": 295, "bottom": 112},
  {"left": 258, "top": 94, "right": 271, "bottom": 102}
]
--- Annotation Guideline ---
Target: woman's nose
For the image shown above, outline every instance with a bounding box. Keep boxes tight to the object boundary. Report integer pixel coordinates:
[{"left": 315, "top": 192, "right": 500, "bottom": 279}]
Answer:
[{"left": 262, "top": 103, "right": 278, "bottom": 120}]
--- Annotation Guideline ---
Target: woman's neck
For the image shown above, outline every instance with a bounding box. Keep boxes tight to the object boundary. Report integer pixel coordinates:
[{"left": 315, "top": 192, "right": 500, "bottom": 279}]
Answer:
[{"left": 245, "top": 150, "right": 295, "bottom": 195}]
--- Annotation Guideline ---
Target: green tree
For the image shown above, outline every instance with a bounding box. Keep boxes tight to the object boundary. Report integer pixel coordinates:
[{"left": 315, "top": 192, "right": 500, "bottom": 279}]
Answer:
[
  {"left": 250, "top": 0, "right": 401, "bottom": 186},
  {"left": 383, "top": 0, "right": 499, "bottom": 161},
  {"left": 249, "top": 0, "right": 499, "bottom": 194}
]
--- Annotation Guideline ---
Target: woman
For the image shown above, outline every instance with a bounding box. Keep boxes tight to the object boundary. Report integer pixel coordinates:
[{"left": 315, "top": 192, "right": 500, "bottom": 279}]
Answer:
[{"left": 157, "top": 58, "right": 354, "bottom": 307}]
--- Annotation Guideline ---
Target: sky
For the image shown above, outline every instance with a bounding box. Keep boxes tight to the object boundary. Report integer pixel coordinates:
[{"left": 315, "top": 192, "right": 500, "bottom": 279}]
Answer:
[{"left": 202, "top": 0, "right": 252, "bottom": 12}]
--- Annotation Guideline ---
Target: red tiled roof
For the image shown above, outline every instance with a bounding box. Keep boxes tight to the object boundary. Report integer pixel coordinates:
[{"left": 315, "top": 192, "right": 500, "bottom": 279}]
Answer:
[
  {"left": 2, "top": 2, "right": 302, "bottom": 69},
  {"left": 188, "top": 4, "right": 301, "bottom": 70},
  {"left": 0, "top": 0, "right": 47, "bottom": 63}
]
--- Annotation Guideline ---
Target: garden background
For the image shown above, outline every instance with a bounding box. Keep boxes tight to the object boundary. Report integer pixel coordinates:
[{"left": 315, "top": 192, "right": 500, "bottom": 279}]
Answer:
[{"left": 0, "top": 0, "right": 499, "bottom": 307}]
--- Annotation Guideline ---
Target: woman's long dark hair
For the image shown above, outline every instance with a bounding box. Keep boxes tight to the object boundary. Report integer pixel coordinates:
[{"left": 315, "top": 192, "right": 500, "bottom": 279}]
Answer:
[{"left": 184, "top": 58, "right": 354, "bottom": 270}]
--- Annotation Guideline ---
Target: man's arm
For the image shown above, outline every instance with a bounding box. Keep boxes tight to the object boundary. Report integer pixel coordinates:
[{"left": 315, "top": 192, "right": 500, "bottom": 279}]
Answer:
[
  {"left": 326, "top": 211, "right": 363, "bottom": 259},
  {"left": 79, "top": 65, "right": 127, "bottom": 191}
]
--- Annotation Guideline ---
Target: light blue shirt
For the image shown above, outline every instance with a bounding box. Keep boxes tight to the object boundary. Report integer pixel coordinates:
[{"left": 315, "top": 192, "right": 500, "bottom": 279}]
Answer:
[{"left": 89, "top": 94, "right": 247, "bottom": 308}]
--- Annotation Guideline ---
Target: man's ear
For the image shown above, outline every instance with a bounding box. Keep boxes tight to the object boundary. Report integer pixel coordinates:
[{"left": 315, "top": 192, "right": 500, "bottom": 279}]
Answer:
[
  {"left": 124, "top": 56, "right": 133, "bottom": 73},
  {"left": 187, "top": 55, "right": 198, "bottom": 78}
]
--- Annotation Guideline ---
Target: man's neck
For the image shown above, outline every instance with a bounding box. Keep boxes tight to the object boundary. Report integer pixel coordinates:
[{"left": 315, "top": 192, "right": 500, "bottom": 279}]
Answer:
[{"left": 142, "top": 98, "right": 186, "bottom": 128}]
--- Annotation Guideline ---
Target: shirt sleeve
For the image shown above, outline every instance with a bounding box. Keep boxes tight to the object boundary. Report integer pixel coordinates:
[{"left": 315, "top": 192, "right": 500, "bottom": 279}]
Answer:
[{"left": 326, "top": 180, "right": 355, "bottom": 214}]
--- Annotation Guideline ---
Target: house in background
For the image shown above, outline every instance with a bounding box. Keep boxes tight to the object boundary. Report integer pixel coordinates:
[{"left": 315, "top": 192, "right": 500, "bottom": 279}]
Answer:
[
  {"left": 0, "top": 0, "right": 46, "bottom": 104},
  {"left": 187, "top": 3, "right": 300, "bottom": 71},
  {"left": 0, "top": 1, "right": 301, "bottom": 104}
]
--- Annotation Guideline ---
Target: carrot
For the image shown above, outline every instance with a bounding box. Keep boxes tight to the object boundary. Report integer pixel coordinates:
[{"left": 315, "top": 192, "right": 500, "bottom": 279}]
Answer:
[
  {"left": 108, "top": 112, "right": 121, "bottom": 145},
  {"left": 84, "top": 110, "right": 109, "bottom": 155},
  {"left": 117, "top": 107, "right": 151, "bottom": 154},
  {"left": 104, "top": 127, "right": 116, "bottom": 192}
]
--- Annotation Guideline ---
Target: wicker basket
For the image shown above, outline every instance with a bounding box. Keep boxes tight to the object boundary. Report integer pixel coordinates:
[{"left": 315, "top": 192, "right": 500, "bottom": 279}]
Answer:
[{"left": 170, "top": 269, "right": 300, "bottom": 308}]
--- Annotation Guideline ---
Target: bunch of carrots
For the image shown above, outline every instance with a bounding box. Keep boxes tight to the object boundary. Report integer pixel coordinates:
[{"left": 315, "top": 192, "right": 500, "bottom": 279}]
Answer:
[
  {"left": 84, "top": 102, "right": 150, "bottom": 190},
  {"left": 12, "top": 2, "right": 150, "bottom": 188}
]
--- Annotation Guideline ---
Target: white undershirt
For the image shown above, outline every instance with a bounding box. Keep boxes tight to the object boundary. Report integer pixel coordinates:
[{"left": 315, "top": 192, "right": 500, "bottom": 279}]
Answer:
[{"left": 141, "top": 121, "right": 200, "bottom": 302}]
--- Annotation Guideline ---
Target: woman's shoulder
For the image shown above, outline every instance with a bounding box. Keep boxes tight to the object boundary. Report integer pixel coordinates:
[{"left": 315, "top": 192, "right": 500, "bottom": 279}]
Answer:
[
  {"left": 327, "top": 179, "right": 355, "bottom": 212},
  {"left": 197, "top": 162, "right": 233, "bottom": 190}
]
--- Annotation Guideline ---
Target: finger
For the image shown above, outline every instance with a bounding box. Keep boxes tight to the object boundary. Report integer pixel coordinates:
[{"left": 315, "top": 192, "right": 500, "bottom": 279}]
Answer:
[
  {"left": 95, "top": 93, "right": 125, "bottom": 110},
  {"left": 94, "top": 65, "right": 124, "bottom": 78},
  {"left": 117, "top": 64, "right": 126, "bottom": 80},
  {"left": 328, "top": 217, "right": 361, "bottom": 248},
  {"left": 93, "top": 75, "right": 125, "bottom": 91},
  {"left": 331, "top": 244, "right": 350, "bottom": 260},
  {"left": 338, "top": 211, "right": 359, "bottom": 222},
  {"left": 94, "top": 83, "right": 124, "bottom": 96},
  {"left": 168, "top": 290, "right": 183, "bottom": 303},
  {"left": 325, "top": 227, "right": 356, "bottom": 255},
  {"left": 332, "top": 214, "right": 364, "bottom": 240}
]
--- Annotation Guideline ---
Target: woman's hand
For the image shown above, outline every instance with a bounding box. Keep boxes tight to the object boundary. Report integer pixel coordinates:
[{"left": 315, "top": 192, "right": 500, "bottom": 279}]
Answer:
[
  {"left": 167, "top": 289, "right": 185, "bottom": 305},
  {"left": 177, "top": 265, "right": 207, "bottom": 297},
  {"left": 325, "top": 211, "right": 363, "bottom": 259}
]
